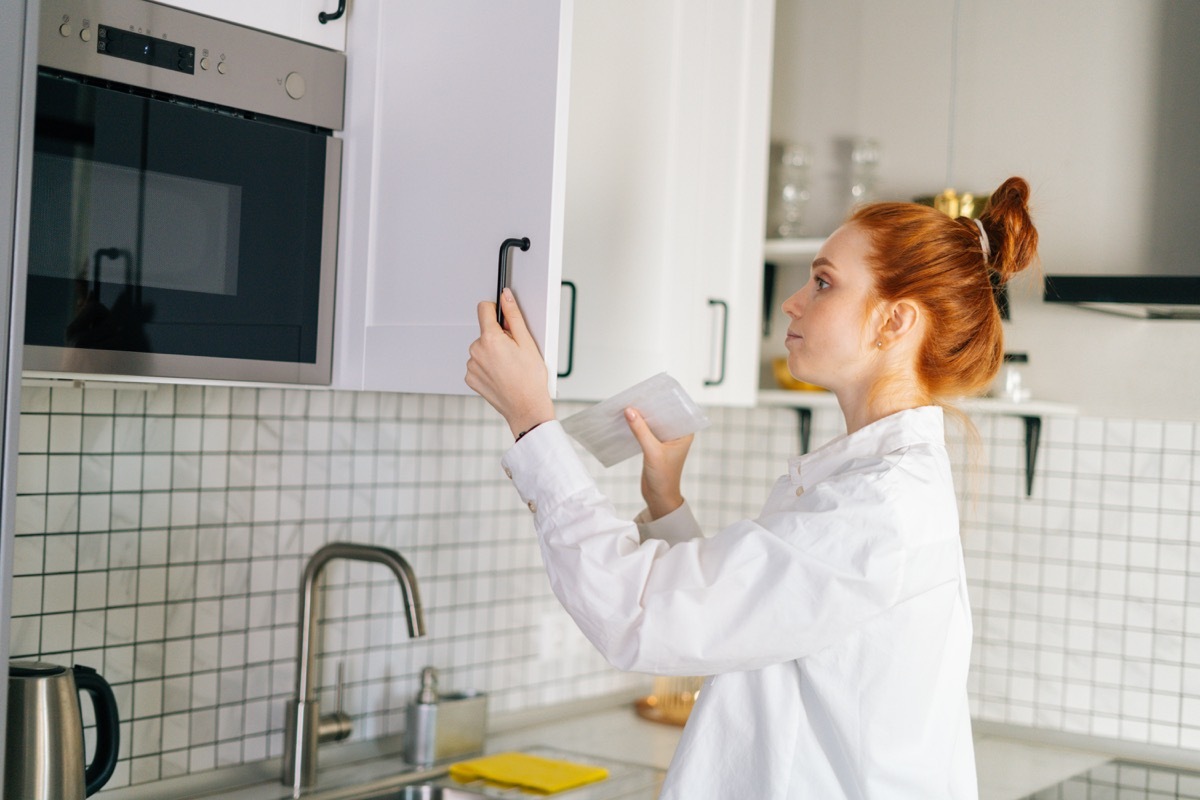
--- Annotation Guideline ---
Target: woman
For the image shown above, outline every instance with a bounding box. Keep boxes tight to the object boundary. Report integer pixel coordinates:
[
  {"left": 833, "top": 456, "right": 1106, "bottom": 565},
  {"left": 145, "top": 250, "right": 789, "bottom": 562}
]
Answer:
[{"left": 466, "top": 177, "right": 1038, "bottom": 798}]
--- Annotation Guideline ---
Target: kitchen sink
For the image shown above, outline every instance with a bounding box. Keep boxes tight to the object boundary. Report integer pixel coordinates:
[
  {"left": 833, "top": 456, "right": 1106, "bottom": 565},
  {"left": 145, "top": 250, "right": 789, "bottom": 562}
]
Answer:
[
  {"left": 361, "top": 785, "right": 489, "bottom": 800},
  {"left": 320, "top": 747, "right": 663, "bottom": 800}
]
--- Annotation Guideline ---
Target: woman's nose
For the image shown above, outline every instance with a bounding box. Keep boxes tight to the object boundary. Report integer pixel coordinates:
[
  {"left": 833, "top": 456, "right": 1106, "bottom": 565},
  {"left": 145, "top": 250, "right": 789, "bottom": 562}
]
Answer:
[{"left": 782, "top": 288, "right": 805, "bottom": 320}]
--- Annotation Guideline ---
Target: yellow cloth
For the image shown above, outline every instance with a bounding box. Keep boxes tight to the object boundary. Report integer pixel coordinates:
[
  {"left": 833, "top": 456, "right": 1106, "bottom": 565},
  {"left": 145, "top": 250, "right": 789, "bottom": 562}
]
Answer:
[{"left": 448, "top": 752, "right": 609, "bottom": 794}]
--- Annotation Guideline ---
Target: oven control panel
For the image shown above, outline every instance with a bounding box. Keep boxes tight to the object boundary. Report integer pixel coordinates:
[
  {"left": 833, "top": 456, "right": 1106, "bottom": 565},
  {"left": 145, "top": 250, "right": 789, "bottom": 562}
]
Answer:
[{"left": 38, "top": 0, "right": 345, "bottom": 130}]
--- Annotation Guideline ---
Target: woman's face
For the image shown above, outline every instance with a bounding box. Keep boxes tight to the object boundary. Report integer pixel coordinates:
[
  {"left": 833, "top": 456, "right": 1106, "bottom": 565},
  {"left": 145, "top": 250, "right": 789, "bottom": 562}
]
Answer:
[{"left": 781, "top": 223, "right": 883, "bottom": 395}]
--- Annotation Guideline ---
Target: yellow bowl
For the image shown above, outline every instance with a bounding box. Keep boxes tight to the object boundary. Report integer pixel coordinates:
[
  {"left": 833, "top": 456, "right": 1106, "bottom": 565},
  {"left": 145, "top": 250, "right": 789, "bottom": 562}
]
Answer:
[{"left": 772, "top": 357, "right": 827, "bottom": 392}]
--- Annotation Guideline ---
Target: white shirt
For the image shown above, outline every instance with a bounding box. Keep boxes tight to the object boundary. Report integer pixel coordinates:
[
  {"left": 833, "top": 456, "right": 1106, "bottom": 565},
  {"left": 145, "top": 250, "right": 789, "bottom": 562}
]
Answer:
[{"left": 501, "top": 406, "right": 977, "bottom": 799}]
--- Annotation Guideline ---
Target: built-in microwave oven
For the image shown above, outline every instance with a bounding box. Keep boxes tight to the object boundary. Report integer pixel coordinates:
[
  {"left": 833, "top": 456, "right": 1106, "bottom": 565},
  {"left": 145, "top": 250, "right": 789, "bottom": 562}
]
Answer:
[{"left": 24, "top": 0, "right": 345, "bottom": 385}]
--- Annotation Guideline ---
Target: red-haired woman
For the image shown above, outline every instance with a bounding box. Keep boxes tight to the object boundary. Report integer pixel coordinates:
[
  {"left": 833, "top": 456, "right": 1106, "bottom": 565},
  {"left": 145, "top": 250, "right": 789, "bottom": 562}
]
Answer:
[{"left": 466, "top": 177, "right": 1038, "bottom": 799}]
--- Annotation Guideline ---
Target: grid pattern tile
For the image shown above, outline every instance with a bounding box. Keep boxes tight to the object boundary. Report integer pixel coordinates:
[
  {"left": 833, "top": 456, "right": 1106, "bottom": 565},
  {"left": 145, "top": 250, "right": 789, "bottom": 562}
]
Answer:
[
  {"left": 964, "top": 414, "right": 1200, "bottom": 750},
  {"left": 9, "top": 383, "right": 1200, "bottom": 792}
]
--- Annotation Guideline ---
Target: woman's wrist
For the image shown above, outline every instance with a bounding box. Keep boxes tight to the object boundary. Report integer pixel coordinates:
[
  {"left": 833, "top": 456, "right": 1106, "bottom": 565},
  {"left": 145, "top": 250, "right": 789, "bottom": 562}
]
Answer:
[
  {"left": 645, "top": 493, "right": 685, "bottom": 521},
  {"left": 508, "top": 407, "right": 555, "bottom": 440}
]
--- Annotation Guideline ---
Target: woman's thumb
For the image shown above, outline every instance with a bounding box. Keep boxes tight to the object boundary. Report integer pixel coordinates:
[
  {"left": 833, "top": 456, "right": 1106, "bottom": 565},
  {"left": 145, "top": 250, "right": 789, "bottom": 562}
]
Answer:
[
  {"left": 500, "top": 288, "right": 533, "bottom": 341},
  {"left": 624, "top": 407, "right": 661, "bottom": 449}
]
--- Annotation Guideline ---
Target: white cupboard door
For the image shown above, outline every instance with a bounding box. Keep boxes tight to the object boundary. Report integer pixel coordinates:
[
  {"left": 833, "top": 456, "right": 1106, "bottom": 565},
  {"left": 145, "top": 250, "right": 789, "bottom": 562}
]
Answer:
[
  {"left": 554, "top": 0, "right": 681, "bottom": 401},
  {"left": 681, "top": 0, "right": 775, "bottom": 407},
  {"left": 556, "top": 0, "right": 774, "bottom": 405},
  {"left": 336, "top": 0, "right": 572, "bottom": 395},
  {"left": 150, "top": 0, "right": 348, "bottom": 50}
]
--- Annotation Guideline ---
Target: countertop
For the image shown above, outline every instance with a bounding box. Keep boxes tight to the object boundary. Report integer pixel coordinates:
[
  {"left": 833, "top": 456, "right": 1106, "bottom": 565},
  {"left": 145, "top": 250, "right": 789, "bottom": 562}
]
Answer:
[{"left": 102, "top": 693, "right": 1115, "bottom": 800}]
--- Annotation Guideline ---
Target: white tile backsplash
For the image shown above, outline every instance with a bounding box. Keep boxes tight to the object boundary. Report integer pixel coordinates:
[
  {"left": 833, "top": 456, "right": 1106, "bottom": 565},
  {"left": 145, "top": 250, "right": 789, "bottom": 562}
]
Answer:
[{"left": 8, "top": 385, "right": 1200, "bottom": 790}]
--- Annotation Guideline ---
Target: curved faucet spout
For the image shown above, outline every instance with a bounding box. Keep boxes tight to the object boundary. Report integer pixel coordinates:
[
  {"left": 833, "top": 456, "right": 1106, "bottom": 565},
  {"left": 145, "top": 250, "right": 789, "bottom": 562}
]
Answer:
[
  {"left": 297, "top": 543, "right": 426, "bottom": 702},
  {"left": 284, "top": 542, "right": 426, "bottom": 793}
]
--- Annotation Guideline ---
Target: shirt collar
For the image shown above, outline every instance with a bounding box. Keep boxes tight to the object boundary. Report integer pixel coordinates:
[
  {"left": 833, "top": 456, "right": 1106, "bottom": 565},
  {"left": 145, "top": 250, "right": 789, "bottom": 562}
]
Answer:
[{"left": 787, "top": 406, "right": 946, "bottom": 488}]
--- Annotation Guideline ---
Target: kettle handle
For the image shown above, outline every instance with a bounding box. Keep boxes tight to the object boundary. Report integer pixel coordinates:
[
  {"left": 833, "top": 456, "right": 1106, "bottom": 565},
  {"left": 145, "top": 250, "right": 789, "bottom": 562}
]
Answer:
[{"left": 73, "top": 665, "right": 120, "bottom": 796}]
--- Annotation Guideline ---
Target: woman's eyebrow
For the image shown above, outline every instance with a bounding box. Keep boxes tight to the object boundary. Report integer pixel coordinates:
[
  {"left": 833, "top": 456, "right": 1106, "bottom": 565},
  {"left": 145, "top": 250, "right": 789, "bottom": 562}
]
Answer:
[{"left": 811, "top": 257, "right": 835, "bottom": 271}]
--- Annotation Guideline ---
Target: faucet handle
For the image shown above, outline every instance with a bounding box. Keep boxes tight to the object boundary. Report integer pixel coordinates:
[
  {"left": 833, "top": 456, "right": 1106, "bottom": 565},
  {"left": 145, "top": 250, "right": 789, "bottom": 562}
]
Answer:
[
  {"left": 318, "top": 661, "right": 352, "bottom": 743},
  {"left": 335, "top": 662, "right": 345, "bottom": 715}
]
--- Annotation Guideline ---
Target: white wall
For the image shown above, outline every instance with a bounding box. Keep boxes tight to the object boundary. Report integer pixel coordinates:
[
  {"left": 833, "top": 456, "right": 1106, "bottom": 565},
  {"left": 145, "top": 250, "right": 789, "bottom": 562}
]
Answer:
[{"left": 769, "top": 0, "right": 1200, "bottom": 421}]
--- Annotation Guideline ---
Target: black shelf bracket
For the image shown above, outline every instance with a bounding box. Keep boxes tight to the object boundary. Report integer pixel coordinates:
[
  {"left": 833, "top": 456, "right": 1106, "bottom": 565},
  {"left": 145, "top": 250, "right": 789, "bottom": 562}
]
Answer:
[
  {"left": 795, "top": 408, "right": 812, "bottom": 455},
  {"left": 1019, "top": 415, "right": 1042, "bottom": 497}
]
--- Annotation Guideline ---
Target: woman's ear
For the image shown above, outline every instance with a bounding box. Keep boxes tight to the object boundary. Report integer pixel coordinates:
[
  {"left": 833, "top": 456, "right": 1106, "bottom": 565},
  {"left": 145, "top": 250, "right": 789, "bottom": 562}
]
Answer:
[{"left": 879, "top": 299, "right": 922, "bottom": 347}]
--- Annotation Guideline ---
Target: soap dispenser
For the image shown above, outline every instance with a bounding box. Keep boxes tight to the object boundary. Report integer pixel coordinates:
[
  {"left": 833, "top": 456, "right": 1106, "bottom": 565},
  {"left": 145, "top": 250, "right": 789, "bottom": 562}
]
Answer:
[{"left": 403, "top": 666, "right": 487, "bottom": 766}]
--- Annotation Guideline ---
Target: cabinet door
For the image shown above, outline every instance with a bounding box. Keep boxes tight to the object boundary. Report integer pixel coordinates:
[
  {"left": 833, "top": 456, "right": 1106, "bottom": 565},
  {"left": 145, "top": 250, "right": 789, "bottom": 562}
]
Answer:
[
  {"left": 150, "top": 0, "right": 348, "bottom": 50},
  {"left": 678, "top": 0, "right": 775, "bottom": 407},
  {"left": 554, "top": 0, "right": 680, "bottom": 401},
  {"left": 555, "top": 0, "right": 774, "bottom": 405},
  {"left": 335, "top": 0, "right": 571, "bottom": 394}
]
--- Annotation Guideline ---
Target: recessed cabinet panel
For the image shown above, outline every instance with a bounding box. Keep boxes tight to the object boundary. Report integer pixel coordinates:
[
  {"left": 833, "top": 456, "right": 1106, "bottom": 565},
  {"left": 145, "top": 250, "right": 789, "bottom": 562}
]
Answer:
[
  {"left": 555, "top": 0, "right": 680, "bottom": 401},
  {"left": 556, "top": 0, "right": 774, "bottom": 405},
  {"left": 684, "top": 0, "right": 774, "bottom": 407},
  {"left": 335, "top": 0, "right": 571, "bottom": 394}
]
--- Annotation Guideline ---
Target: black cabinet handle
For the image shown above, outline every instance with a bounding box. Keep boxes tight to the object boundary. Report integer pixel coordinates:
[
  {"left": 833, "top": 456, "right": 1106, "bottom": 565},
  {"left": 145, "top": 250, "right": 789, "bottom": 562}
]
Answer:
[
  {"left": 318, "top": 0, "right": 346, "bottom": 24},
  {"left": 558, "top": 280, "right": 577, "bottom": 378},
  {"left": 705, "top": 299, "right": 729, "bottom": 387},
  {"left": 496, "top": 237, "right": 531, "bottom": 327}
]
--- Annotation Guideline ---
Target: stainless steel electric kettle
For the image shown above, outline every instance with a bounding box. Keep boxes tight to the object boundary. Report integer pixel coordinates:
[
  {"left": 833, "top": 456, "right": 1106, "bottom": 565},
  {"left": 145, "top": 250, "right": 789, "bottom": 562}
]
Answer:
[{"left": 5, "top": 662, "right": 120, "bottom": 800}]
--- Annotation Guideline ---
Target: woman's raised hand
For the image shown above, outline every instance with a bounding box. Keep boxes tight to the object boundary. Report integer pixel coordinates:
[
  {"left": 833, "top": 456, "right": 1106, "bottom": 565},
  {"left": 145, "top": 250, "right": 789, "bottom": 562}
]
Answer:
[
  {"left": 466, "top": 288, "right": 556, "bottom": 438},
  {"left": 625, "top": 407, "right": 693, "bottom": 520}
]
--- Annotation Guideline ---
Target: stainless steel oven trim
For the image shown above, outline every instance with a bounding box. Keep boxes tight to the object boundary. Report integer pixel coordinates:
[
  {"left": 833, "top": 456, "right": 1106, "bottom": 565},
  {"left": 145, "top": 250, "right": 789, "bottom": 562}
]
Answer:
[
  {"left": 25, "top": 0, "right": 344, "bottom": 387},
  {"left": 37, "top": 0, "right": 346, "bottom": 130}
]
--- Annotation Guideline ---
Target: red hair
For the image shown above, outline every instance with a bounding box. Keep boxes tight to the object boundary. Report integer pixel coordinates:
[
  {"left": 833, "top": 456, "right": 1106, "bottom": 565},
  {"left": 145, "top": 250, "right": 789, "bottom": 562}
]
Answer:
[{"left": 848, "top": 177, "right": 1039, "bottom": 401}]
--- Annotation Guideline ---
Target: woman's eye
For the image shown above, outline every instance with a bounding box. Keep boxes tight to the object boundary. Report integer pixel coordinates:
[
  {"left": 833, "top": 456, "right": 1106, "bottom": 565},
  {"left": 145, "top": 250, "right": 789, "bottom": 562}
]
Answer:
[{"left": 814, "top": 276, "right": 830, "bottom": 290}]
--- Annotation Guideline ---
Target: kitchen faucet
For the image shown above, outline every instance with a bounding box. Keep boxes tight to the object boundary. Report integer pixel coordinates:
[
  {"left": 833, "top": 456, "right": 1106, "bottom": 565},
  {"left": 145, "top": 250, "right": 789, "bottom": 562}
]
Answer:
[{"left": 282, "top": 542, "right": 426, "bottom": 795}]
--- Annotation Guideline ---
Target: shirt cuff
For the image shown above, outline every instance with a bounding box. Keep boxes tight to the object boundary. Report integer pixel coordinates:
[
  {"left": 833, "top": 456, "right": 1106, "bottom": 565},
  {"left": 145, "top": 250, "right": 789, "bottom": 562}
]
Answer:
[
  {"left": 499, "top": 421, "right": 596, "bottom": 517},
  {"left": 634, "top": 500, "right": 703, "bottom": 545}
]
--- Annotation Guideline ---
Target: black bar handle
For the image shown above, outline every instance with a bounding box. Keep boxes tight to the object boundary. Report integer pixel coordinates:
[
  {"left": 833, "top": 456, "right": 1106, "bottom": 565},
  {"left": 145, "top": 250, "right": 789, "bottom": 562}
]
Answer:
[
  {"left": 704, "top": 298, "right": 729, "bottom": 387},
  {"left": 318, "top": 0, "right": 346, "bottom": 24},
  {"left": 74, "top": 664, "right": 120, "bottom": 796},
  {"left": 496, "top": 237, "right": 531, "bottom": 327},
  {"left": 557, "top": 280, "right": 577, "bottom": 378}
]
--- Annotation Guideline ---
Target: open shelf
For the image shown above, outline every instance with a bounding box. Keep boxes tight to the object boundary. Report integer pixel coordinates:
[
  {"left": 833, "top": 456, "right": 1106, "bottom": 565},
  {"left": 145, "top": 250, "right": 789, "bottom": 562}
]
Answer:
[{"left": 756, "top": 389, "right": 1078, "bottom": 496}]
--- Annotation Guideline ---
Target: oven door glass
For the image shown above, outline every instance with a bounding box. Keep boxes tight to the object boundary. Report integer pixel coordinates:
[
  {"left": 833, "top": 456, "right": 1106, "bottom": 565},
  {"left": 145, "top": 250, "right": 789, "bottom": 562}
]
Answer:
[{"left": 25, "top": 70, "right": 337, "bottom": 384}]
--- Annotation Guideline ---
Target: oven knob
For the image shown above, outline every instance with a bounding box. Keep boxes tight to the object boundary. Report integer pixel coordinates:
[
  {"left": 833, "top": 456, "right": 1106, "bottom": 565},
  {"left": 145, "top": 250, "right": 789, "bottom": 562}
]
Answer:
[
  {"left": 217, "top": 60, "right": 227, "bottom": 74},
  {"left": 79, "top": 27, "right": 92, "bottom": 43},
  {"left": 200, "top": 56, "right": 209, "bottom": 70},
  {"left": 284, "top": 72, "right": 306, "bottom": 100},
  {"left": 59, "top": 22, "right": 72, "bottom": 37}
]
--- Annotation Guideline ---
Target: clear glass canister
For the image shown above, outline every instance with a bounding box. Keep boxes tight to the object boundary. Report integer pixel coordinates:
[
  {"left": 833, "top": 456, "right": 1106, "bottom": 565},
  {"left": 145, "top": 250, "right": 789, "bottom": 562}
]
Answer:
[{"left": 995, "top": 352, "right": 1031, "bottom": 402}]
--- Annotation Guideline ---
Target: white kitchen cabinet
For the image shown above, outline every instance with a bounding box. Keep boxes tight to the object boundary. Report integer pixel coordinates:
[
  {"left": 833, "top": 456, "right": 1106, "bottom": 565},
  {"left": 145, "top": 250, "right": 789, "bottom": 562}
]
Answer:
[
  {"left": 333, "top": 0, "right": 572, "bottom": 394},
  {"left": 555, "top": 0, "right": 775, "bottom": 406},
  {"left": 150, "top": 0, "right": 348, "bottom": 50}
]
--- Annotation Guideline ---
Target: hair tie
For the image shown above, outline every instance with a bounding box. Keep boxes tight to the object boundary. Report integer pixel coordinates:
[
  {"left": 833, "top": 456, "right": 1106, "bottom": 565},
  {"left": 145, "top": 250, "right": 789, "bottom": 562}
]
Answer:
[{"left": 973, "top": 217, "right": 991, "bottom": 263}]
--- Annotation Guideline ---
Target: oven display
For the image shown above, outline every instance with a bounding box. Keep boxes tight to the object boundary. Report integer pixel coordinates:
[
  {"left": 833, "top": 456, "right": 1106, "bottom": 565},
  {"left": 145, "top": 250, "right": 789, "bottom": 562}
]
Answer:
[{"left": 97, "top": 25, "right": 195, "bottom": 74}]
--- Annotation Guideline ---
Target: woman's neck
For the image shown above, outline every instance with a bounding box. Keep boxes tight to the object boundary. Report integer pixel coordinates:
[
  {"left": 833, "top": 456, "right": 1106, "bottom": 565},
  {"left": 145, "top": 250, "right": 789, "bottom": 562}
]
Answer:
[{"left": 837, "top": 382, "right": 929, "bottom": 435}]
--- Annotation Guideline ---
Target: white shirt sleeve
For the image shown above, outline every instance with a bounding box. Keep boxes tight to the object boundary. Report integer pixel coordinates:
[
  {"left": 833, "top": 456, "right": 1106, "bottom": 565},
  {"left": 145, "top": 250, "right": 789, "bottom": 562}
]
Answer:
[
  {"left": 634, "top": 501, "right": 704, "bottom": 545},
  {"left": 501, "top": 421, "right": 939, "bottom": 677}
]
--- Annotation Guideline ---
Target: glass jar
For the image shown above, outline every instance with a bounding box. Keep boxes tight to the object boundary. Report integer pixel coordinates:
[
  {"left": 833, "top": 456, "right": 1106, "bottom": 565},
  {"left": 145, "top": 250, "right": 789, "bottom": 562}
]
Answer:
[
  {"left": 995, "top": 352, "right": 1031, "bottom": 402},
  {"left": 768, "top": 141, "right": 811, "bottom": 238}
]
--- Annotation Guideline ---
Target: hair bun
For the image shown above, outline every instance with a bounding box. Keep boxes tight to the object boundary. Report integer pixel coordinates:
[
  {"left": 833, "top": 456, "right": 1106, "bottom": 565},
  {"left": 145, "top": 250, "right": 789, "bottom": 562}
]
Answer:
[{"left": 979, "top": 177, "right": 1038, "bottom": 283}]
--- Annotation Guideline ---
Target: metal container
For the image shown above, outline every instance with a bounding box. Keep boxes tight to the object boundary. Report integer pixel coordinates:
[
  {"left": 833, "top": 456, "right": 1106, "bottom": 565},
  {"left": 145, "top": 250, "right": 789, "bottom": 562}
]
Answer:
[
  {"left": 404, "top": 667, "right": 488, "bottom": 766},
  {"left": 5, "top": 662, "right": 120, "bottom": 800}
]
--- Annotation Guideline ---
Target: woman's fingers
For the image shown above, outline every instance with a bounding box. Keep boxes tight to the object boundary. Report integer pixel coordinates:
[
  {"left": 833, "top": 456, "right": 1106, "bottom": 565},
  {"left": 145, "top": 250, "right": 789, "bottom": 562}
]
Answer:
[
  {"left": 466, "top": 289, "right": 555, "bottom": 437},
  {"left": 477, "top": 300, "right": 500, "bottom": 332},
  {"left": 499, "top": 288, "right": 535, "bottom": 344}
]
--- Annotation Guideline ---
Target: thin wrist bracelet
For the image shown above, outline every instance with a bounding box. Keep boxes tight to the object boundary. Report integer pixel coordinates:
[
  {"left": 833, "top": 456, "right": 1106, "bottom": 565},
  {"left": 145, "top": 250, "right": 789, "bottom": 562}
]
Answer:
[{"left": 514, "top": 421, "right": 545, "bottom": 443}]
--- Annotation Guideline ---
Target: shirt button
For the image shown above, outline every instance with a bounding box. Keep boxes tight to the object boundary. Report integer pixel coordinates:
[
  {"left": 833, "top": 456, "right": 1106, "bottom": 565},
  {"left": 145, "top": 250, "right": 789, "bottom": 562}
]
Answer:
[
  {"left": 527, "top": 501, "right": 538, "bottom": 513},
  {"left": 504, "top": 467, "right": 513, "bottom": 479},
  {"left": 795, "top": 485, "right": 805, "bottom": 496}
]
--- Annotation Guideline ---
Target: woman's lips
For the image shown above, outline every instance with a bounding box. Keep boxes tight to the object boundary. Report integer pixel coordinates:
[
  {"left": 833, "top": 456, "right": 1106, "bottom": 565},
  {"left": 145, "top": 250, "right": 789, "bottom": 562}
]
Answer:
[{"left": 786, "top": 332, "right": 802, "bottom": 345}]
